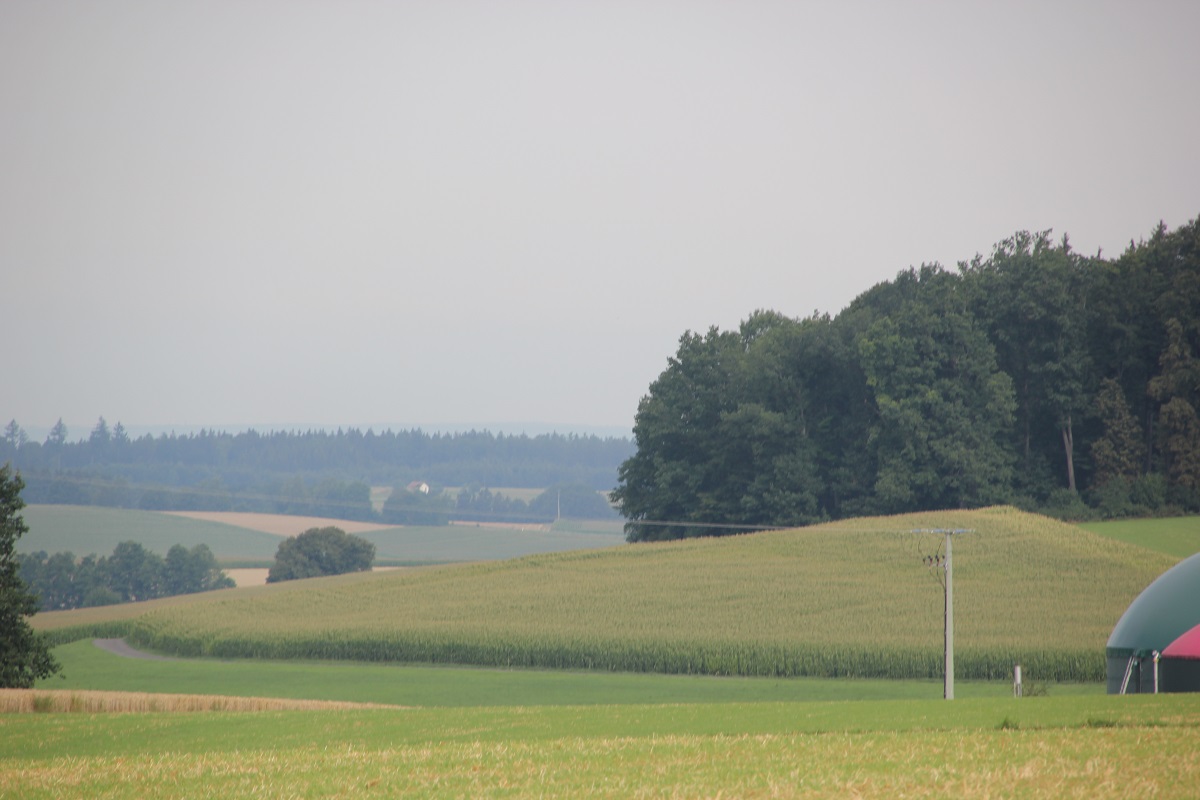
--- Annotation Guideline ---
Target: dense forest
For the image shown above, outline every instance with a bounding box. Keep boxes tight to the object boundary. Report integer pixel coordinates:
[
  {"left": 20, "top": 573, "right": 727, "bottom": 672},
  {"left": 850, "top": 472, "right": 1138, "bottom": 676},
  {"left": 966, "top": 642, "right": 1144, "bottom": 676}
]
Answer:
[
  {"left": 614, "top": 218, "right": 1200, "bottom": 539},
  {"left": 0, "top": 426, "right": 632, "bottom": 518}
]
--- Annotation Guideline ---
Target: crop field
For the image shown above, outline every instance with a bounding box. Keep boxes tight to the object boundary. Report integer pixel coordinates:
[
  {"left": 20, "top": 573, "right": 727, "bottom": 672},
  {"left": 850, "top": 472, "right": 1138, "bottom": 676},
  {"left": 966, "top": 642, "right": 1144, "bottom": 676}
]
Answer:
[
  {"left": 1079, "top": 515, "right": 1200, "bottom": 558},
  {"left": 3, "top": 694, "right": 1199, "bottom": 798},
  {"left": 35, "top": 507, "right": 1176, "bottom": 681}
]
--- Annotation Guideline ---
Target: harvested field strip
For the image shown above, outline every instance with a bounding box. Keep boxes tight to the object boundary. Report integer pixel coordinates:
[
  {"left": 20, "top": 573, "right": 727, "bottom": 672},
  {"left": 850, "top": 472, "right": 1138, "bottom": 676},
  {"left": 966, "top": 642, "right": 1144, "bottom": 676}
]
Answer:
[
  {"left": 164, "top": 511, "right": 397, "bottom": 536},
  {"left": 0, "top": 689, "right": 399, "bottom": 714}
]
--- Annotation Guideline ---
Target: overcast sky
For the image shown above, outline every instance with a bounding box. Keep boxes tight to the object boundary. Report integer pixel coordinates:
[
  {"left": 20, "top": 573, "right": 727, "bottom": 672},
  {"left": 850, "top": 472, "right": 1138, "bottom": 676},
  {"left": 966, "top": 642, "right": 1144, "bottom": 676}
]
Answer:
[{"left": 3, "top": 1, "right": 1197, "bottom": 438}]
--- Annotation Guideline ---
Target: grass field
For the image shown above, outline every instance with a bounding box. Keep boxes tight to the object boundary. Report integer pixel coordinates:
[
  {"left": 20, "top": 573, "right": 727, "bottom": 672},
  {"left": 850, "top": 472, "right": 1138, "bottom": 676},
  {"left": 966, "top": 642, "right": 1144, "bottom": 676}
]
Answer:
[
  {"left": 3, "top": 694, "right": 1199, "bottom": 798},
  {"left": 1079, "top": 515, "right": 1200, "bottom": 558},
  {"left": 19, "top": 504, "right": 284, "bottom": 561},
  {"left": 33, "top": 506, "right": 1177, "bottom": 681},
  {"left": 38, "top": 639, "right": 1103, "bottom": 706}
]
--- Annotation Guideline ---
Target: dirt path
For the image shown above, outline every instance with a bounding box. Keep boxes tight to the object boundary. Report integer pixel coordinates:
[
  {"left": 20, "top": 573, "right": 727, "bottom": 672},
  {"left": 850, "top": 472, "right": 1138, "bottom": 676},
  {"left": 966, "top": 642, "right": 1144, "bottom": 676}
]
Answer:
[{"left": 93, "top": 638, "right": 178, "bottom": 661}]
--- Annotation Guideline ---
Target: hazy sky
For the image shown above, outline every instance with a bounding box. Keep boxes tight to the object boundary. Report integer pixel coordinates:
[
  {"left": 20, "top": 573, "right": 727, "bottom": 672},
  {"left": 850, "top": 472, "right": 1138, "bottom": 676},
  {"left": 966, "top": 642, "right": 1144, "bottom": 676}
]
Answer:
[{"left": 3, "top": 1, "right": 1197, "bottom": 438}]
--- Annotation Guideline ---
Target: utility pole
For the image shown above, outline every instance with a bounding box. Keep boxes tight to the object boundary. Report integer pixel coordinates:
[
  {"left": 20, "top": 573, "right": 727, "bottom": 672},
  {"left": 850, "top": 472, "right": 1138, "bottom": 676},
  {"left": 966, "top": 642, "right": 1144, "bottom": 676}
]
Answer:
[
  {"left": 944, "top": 528, "right": 955, "bottom": 700},
  {"left": 915, "top": 528, "right": 973, "bottom": 700}
]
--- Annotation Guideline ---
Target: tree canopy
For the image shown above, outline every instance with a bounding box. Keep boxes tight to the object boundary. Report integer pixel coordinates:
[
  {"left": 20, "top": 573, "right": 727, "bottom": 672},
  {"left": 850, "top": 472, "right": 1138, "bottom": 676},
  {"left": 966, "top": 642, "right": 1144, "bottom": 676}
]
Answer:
[
  {"left": 19, "top": 541, "right": 234, "bottom": 610},
  {"left": 615, "top": 217, "right": 1200, "bottom": 540},
  {"left": 0, "top": 464, "right": 60, "bottom": 687},
  {"left": 267, "top": 527, "right": 376, "bottom": 583}
]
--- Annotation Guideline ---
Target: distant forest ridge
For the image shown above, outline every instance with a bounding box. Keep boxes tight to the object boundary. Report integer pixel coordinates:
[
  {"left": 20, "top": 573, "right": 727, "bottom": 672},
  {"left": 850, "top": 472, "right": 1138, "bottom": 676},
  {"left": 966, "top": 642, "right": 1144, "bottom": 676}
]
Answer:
[{"left": 0, "top": 425, "right": 634, "bottom": 517}]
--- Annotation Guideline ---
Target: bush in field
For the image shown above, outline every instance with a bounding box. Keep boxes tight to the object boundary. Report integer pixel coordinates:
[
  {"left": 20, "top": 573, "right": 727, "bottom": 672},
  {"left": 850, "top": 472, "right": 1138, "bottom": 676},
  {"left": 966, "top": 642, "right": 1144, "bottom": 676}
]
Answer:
[{"left": 267, "top": 527, "right": 375, "bottom": 583}]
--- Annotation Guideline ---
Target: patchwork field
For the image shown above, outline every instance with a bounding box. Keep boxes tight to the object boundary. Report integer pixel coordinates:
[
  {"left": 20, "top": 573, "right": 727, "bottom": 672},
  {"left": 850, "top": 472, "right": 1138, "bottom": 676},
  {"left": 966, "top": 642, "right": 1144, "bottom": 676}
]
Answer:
[
  {"left": 33, "top": 507, "right": 1176, "bottom": 681},
  {"left": 19, "top": 505, "right": 626, "bottom": 566}
]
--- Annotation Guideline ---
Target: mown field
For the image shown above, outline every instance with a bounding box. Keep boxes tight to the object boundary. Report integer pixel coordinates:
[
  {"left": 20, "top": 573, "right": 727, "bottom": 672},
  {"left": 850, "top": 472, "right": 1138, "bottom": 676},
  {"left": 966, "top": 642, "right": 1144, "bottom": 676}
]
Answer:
[
  {"left": 34, "top": 507, "right": 1176, "bottom": 681},
  {"left": 19, "top": 505, "right": 625, "bottom": 566},
  {"left": 1080, "top": 515, "right": 1200, "bottom": 558},
  {"left": 3, "top": 693, "right": 1199, "bottom": 798},
  {"left": 40, "top": 638, "right": 1104, "bottom": 706}
]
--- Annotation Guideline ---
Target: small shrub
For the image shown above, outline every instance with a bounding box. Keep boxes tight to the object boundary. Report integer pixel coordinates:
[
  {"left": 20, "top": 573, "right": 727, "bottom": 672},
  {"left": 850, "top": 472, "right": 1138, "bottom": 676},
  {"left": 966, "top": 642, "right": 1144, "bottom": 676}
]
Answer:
[
  {"left": 1039, "top": 488, "right": 1095, "bottom": 521},
  {"left": 1130, "top": 474, "right": 1167, "bottom": 511}
]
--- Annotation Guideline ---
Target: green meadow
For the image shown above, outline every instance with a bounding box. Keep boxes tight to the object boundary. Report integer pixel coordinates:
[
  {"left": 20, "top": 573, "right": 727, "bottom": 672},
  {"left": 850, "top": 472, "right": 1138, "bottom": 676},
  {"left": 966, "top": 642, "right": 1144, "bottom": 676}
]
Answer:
[
  {"left": 4, "top": 694, "right": 1199, "bottom": 798},
  {"left": 1079, "top": 515, "right": 1200, "bottom": 558},
  {"left": 40, "top": 639, "right": 1103, "bottom": 706},
  {"left": 19, "top": 504, "right": 283, "bottom": 561}
]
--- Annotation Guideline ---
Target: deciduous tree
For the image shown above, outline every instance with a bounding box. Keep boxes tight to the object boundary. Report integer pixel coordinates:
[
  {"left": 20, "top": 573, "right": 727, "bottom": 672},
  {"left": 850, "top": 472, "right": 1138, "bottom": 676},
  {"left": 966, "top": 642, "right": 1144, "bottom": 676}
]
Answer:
[
  {"left": 0, "top": 464, "right": 60, "bottom": 687},
  {"left": 267, "top": 527, "right": 375, "bottom": 583}
]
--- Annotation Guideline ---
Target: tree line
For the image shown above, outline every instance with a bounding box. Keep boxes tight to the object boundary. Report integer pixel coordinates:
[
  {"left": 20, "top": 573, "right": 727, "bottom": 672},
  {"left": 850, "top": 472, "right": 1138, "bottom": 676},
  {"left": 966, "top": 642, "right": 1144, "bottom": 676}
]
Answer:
[
  {"left": 0, "top": 425, "right": 632, "bottom": 516},
  {"left": 18, "top": 541, "right": 235, "bottom": 610},
  {"left": 614, "top": 219, "right": 1200, "bottom": 540}
]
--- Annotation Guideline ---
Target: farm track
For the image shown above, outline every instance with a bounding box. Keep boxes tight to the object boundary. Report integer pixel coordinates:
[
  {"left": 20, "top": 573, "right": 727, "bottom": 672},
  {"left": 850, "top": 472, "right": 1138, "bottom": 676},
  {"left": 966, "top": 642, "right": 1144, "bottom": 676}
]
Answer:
[{"left": 93, "top": 638, "right": 177, "bottom": 661}]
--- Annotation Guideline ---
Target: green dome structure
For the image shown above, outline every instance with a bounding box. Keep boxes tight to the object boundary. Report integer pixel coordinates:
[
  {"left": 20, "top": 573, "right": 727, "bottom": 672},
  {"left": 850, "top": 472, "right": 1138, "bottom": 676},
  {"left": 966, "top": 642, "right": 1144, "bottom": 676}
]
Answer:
[{"left": 1106, "top": 552, "right": 1200, "bottom": 694}]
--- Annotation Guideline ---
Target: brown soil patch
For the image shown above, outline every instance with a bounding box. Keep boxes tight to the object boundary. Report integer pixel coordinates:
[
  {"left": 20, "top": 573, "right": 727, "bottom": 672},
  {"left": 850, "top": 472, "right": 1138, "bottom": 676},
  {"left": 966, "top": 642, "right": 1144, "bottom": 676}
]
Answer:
[
  {"left": 223, "top": 567, "right": 401, "bottom": 587},
  {"left": 163, "top": 511, "right": 396, "bottom": 536},
  {"left": 224, "top": 568, "right": 271, "bottom": 587}
]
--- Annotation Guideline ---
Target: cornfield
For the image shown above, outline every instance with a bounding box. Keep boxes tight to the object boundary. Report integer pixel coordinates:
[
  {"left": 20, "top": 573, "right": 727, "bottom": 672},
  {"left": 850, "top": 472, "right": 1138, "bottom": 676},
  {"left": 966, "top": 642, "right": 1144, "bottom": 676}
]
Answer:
[{"left": 54, "top": 508, "right": 1177, "bottom": 681}]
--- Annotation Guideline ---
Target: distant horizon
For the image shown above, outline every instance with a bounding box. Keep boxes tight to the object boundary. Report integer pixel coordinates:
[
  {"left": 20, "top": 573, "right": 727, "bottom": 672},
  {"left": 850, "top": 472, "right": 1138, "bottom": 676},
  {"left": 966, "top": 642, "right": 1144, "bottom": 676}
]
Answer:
[
  {"left": 5, "top": 419, "right": 634, "bottom": 444},
  {"left": 4, "top": 3, "right": 1197, "bottom": 437}
]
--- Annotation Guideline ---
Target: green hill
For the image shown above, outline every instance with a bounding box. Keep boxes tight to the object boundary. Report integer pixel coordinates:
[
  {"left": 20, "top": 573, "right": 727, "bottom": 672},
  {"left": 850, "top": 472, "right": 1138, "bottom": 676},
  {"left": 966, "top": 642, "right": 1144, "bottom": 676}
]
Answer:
[{"left": 43, "top": 507, "right": 1173, "bottom": 682}]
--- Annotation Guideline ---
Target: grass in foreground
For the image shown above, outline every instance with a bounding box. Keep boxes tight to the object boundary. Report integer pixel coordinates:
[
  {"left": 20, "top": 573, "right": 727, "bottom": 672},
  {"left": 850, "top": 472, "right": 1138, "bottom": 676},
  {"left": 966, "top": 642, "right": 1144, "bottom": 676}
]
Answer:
[
  {"left": 0, "top": 689, "right": 394, "bottom": 713},
  {"left": 2, "top": 694, "right": 1198, "bottom": 798},
  {"left": 39, "top": 639, "right": 1103, "bottom": 706}
]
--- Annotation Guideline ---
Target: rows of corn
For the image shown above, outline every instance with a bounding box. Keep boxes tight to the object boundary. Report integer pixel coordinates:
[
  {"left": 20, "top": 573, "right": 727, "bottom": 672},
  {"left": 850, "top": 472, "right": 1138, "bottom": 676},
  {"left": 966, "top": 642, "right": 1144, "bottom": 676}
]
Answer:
[{"left": 59, "top": 507, "right": 1177, "bottom": 682}]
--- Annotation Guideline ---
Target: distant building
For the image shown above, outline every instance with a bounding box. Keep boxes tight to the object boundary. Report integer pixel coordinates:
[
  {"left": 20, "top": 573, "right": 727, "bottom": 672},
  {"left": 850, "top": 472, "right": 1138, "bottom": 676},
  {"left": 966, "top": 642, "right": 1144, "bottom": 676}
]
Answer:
[{"left": 407, "top": 480, "right": 430, "bottom": 495}]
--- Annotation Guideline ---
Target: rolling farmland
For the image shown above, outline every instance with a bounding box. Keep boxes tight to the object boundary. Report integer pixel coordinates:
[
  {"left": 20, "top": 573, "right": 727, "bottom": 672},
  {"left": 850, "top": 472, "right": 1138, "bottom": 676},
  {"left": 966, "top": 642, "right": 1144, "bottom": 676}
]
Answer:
[
  {"left": 18, "top": 505, "right": 626, "bottom": 566},
  {"left": 35, "top": 507, "right": 1176, "bottom": 682},
  {"left": 16, "top": 507, "right": 1199, "bottom": 798}
]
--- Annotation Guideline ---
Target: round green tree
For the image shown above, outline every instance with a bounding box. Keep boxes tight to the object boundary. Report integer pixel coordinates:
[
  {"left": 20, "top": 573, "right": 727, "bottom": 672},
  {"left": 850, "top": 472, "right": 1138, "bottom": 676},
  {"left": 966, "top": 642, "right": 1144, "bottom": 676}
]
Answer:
[{"left": 267, "top": 526, "right": 376, "bottom": 583}]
